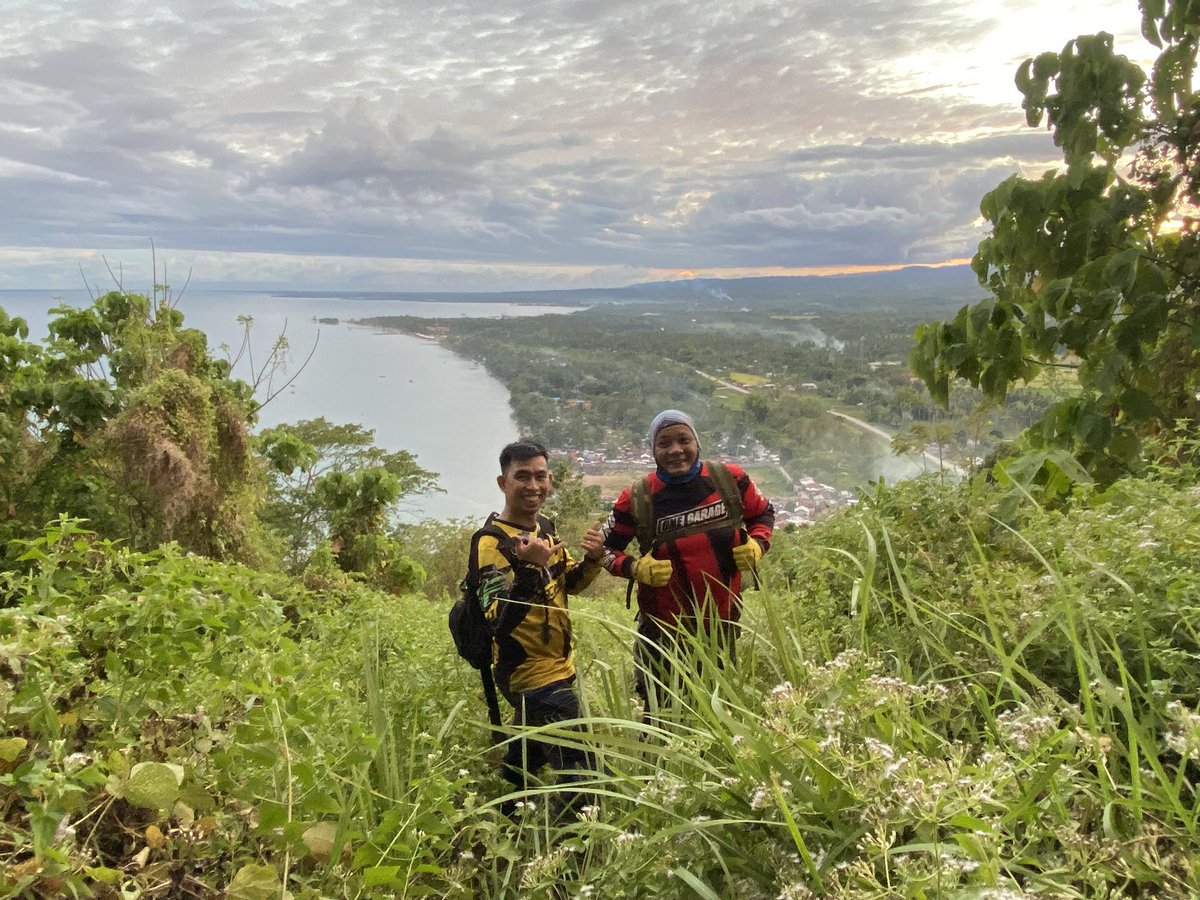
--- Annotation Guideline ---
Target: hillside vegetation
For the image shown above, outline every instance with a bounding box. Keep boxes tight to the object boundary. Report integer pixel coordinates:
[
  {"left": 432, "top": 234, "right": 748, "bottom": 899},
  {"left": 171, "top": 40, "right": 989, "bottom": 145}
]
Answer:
[{"left": 2, "top": 446, "right": 1198, "bottom": 897}]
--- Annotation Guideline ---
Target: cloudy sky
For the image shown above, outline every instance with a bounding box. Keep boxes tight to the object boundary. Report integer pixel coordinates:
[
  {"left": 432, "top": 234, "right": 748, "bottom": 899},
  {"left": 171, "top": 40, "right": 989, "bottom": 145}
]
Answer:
[{"left": 0, "top": 0, "right": 1151, "bottom": 292}]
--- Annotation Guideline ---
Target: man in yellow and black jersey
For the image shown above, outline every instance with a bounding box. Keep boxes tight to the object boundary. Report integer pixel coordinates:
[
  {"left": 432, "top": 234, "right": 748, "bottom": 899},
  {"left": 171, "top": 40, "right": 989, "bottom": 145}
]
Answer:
[{"left": 469, "top": 440, "right": 604, "bottom": 792}]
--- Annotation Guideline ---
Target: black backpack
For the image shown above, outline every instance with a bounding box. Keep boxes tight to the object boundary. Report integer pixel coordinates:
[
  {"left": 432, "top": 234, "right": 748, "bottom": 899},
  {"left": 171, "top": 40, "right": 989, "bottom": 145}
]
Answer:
[{"left": 448, "top": 519, "right": 518, "bottom": 741}]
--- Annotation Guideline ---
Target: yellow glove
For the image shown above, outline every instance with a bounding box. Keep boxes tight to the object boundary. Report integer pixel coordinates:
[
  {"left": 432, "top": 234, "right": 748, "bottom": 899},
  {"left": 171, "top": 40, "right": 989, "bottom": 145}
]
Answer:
[
  {"left": 632, "top": 556, "right": 673, "bottom": 587},
  {"left": 732, "top": 537, "right": 763, "bottom": 573}
]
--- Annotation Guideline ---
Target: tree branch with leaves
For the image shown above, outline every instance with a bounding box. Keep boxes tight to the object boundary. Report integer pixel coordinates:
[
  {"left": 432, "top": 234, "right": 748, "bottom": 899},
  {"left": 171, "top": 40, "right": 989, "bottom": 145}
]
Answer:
[{"left": 911, "top": 1, "right": 1199, "bottom": 489}]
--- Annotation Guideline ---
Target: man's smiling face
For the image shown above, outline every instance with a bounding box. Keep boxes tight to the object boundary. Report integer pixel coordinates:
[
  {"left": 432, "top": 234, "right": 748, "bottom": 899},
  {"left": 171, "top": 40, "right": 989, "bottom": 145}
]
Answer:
[
  {"left": 653, "top": 423, "right": 698, "bottom": 477},
  {"left": 498, "top": 453, "right": 552, "bottom": 520}
]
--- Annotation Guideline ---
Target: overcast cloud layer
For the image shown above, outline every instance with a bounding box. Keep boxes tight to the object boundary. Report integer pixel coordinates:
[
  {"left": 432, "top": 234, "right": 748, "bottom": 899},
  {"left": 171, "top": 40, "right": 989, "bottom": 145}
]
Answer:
[{"left": 0, "top": 0, "right": 1150, "bottom": 291}]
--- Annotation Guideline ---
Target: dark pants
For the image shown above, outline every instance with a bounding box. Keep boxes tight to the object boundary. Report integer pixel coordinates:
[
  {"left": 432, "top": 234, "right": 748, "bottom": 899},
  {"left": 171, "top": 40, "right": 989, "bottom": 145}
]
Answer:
[
  {"left": 634, "top": 614, "right": 738, "bottom": 720},
  {"left": 501, "top": 677, "right": 592, "bottom": 790}
]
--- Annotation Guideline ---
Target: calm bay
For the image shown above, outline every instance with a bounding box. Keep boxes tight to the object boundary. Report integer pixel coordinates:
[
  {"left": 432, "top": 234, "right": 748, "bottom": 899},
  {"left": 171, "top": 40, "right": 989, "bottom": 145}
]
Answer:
[{"left": 0, "top": 289, "right": 578, "bottom": 522}]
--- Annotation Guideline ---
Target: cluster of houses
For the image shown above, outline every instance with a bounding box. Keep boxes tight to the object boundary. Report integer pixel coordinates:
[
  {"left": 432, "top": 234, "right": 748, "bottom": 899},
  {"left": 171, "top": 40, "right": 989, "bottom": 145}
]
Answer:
[{"left": 778, "top": 476, "right": 858, "bottom": 526}]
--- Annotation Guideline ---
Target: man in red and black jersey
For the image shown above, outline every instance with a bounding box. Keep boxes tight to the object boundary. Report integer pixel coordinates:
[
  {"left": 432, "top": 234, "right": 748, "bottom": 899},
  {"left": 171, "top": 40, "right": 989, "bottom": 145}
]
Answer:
[{"left": 593, "top": 410, "right": 775, "bottom": 716}]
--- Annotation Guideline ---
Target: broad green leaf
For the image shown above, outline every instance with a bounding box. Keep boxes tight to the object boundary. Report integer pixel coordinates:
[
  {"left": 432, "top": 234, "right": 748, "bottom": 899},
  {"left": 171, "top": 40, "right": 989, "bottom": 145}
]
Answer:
[
  {"left": 85, "top": 866, "right": 123, "bottom": 886},
  {"left": 1032, "top": 51, "right": 1060, "bottom": 80},
  {"left": 1044, "top": 448, "right": 1093, "bottom": 484},
  {"left": 1142, "top": 8, "right": 1161, "bottom": 47},
  {"left": 1075, "top": 408, "right": 1112, "bottom": 450},
  {"left": 304, "top": 792, "right": 342, "bottom": 815},
  {"left": 1107, "top": 429, "right": 1140, "bottom": 463},
  {"left": 125, "top": 762, "right": 182, "bottom": 809},
  {"left": 256, "top": 800, "right": 287, "bottom": 833},
  {"left": 225, "top": 863, "right": 279, "bottom": 900},
  {"left": 1120, "top": 387, "right": 1161, "bottom": 421},
  {"left": 363, "top": 866, "right": 403, "bottom": 888},
  {"left": 1015, "top": 58, "right": 1035, "bottom": 94},
  {"left": 995, "top": 451, "right": 1049, "bottom": 489},
  {"left": 1042, "top": 277, "right": 1073, "bottom": 309},
  {"left": 0, "top": 737, "right": 27, "bottom": 763},
  {"left": 1102, "top": 248, "right": 1141, "bottom": 292},
  {"left": 1091, "top": 349, "right": 1127, "bottom": 394}
]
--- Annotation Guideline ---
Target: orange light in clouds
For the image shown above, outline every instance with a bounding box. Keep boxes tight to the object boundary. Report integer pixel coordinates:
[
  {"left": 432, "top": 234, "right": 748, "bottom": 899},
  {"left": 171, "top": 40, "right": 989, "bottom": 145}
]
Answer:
[{"left": 659, "top": 259, "right": 972, "bottom": 280}]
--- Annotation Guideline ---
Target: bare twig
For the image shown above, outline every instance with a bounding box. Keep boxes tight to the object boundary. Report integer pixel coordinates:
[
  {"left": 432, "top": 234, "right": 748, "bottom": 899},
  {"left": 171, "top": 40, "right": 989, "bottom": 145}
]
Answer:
[
  {"left": 228, "top": 318, "right": 253, "bottom": 369},
  {"left": 257, "top": 330, "right": 320, "bottom": 411},
  {"left": 102, "top": 256, "right": 125, "bottom": 294},
  {"left": 172, "top": 268, "right": 193, "bottom": 309},
  {"left": 245, "top": 321, "right": 257, "bottom": 380},
  {"left": 79, "top": 263, "right": 97, "bottom": 302},
  {"left": 254, "top": 321, "right": 291, "bottom": 396}
]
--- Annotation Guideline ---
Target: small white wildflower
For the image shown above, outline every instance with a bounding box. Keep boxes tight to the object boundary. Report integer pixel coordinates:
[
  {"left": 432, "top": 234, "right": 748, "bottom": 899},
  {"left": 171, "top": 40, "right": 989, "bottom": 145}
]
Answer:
[
  {"left": 750, "top": 786, "right": 772, "bottom": 810},
  {"left": 863, "top": 737, "right": 896, "bottom": 761},
  {"left": 772, "top": 681, "right": 794, "bottom": 697},
  {"left": 1163, "top": 700, "right": 1200, "bottom": 759},
  {"left": 63, "top": 752, "right": 92, "bottom": 772},
  {"left": 777, "top": 883, "right": 813, "bottom": 900},
  {"left": 457, "top": 768, "right": 469, "bottom": 778},
  {"left": 54, "top": 816, "right": 75, "bottom": 843},
  {"left": 460, "top": 850, "right": 475, "bottom": 861},
  {"left": 865, "top": 675, "right": 909, "bottom": 693}
]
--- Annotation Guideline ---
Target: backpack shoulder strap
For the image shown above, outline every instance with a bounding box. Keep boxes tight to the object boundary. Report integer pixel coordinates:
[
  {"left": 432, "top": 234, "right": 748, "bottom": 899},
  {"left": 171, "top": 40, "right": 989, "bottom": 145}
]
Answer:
[
  {"left": 466, "top": 516, "right": 517, "bottom": 587},
  {"left": 630, "top": 475, "right": 655, "bottom": 552},
  {"left": 706, "top": 460, "right": 744, "bottom": 528},
  {"left": 462, "top": 517, "right": 510, "bottom": 741}
]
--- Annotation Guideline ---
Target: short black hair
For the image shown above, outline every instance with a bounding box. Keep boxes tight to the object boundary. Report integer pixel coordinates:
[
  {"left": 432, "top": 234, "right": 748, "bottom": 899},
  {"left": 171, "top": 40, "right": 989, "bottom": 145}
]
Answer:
[{"left": 499, "top": 440, "right": 549, "bottom": 473}]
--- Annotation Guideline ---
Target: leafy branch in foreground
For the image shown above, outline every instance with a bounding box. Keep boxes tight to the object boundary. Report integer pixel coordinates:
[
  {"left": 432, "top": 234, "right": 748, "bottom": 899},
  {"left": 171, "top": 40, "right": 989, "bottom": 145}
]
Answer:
[{"left": 911, "top": 1, "right": 1200, "bottom": 485}]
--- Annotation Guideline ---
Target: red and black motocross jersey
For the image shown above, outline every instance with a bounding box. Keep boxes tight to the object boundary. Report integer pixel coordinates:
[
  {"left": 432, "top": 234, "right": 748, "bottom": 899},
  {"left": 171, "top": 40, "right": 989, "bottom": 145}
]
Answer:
[{"left": 601, "top": 462, "right": 774, "bottom": 625}]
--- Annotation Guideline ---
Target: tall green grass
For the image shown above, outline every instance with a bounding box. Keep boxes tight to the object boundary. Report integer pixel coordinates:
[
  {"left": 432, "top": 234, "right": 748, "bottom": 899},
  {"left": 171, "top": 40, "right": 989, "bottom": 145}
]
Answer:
[{"left": 2, "top": 455, "right": 1199, "bottom": 896}]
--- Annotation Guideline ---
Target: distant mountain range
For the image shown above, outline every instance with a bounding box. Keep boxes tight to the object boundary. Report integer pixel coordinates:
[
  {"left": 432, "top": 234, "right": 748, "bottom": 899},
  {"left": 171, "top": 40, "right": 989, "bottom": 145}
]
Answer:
[{"left": 273, "top": 263, "right": 986, "bottom": 313}]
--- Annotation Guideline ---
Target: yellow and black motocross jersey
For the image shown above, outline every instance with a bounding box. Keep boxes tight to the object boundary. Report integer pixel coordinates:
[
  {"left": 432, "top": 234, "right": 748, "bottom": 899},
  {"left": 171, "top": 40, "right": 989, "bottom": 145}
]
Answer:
[{"left": 471, "top": 513, "right": 600, "bottom": 695}]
